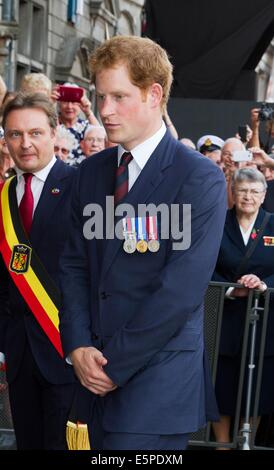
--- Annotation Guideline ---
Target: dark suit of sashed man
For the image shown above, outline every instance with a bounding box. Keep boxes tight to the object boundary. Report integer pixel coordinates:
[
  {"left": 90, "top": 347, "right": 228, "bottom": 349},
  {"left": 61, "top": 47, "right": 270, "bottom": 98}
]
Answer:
[
  {"left": 0, "top": 159, "right": 76, "bottom": 449},
  {"left": 60, "top": 131, "right": 227, "bottom": 449}
]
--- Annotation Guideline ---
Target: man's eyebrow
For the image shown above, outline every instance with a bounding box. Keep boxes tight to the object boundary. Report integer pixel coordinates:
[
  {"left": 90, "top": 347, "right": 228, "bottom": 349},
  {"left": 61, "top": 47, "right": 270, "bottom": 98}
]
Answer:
[{"left": 6, "top": 127, "right": 44, "bottom": 132}]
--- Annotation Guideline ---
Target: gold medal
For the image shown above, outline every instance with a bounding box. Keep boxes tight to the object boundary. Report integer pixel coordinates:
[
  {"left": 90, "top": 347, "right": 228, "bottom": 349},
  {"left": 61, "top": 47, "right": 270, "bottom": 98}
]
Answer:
[
  {"left": 148, "top": 239, "right": 160, "bottom": 252},
  {"left": 123, "top": 239, "right": 137, "bottom": 254},
  {"left": 136, "top": 239, "right": 148, "bottom": 253}
]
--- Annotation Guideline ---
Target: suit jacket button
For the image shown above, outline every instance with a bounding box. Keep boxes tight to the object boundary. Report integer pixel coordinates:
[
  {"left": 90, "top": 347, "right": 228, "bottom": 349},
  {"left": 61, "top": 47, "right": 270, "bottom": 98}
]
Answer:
[
  {"left": 91, "top": 334, "right": 99, "bottom": 340},
  {"left": 100, "top": 292, "right": 107, "bottom": 300}
]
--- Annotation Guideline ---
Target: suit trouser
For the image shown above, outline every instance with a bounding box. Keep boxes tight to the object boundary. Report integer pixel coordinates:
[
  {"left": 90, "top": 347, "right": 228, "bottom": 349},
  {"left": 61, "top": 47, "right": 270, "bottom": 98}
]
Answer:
[
  {"left": 8, "top": 341, "right": 75, "bottom": 450},
  {"left": 90, "top": 396, "right": 189, "bottom": 450}
]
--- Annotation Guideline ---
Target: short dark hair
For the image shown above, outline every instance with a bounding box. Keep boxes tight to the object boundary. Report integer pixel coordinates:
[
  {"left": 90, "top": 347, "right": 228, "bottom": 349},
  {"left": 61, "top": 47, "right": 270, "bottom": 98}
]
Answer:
[{"left": 2, "top": 92, "right": 58, "bottom": 130}]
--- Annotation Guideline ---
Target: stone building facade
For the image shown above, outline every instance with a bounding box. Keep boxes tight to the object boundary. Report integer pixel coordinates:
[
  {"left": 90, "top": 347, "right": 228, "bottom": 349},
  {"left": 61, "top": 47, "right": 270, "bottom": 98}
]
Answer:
[
  {"left": 0, "top": 0, "right": 144, "bottom": 92},
  {"left": 0, "top": 1, "right": 273, "bottom": 101}
]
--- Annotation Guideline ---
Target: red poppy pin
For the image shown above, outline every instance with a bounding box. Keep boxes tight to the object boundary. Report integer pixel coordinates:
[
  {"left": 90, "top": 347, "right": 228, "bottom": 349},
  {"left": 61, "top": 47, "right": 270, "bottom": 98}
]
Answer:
[{"left": 251, "top": 228, "right": 258, "bottom": 240}]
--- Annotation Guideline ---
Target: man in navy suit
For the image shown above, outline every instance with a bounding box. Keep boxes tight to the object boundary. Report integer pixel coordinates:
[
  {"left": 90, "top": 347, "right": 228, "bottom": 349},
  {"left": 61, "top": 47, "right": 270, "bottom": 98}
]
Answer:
[
  {"left": 59, "top": 36, "right": 227, "bottom": 450},
  {"left": 0, "top": 93, "right": 76, "bottom": 449}
]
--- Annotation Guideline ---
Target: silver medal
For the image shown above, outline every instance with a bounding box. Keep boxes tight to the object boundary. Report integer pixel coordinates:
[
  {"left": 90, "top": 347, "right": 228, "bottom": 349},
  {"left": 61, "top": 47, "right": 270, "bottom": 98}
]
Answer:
[
  {"left": 123, "top": 238, "right": 137, "bottom": 254},
  {"left": 148, "top": 239, "right": 160, "bottom": 252}
]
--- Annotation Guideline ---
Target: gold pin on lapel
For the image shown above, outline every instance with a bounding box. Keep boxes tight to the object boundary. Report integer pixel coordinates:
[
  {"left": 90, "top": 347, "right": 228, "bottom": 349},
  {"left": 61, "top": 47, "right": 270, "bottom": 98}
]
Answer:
[{"left": 51, "top": 188, "right": 60, "bottom": 195}]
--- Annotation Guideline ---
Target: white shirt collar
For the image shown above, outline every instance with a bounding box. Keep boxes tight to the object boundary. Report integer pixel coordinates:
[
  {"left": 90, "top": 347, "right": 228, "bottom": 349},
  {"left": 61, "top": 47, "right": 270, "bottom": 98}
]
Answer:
[
  {"left": 117, "top": 121, "right": 167, "bottom": 170},
  {"left": 239, "top": 215, "right": 257, "bottom": 246},
  {"left": 16, "top": 156, "right": 57, "bottom": 182}
]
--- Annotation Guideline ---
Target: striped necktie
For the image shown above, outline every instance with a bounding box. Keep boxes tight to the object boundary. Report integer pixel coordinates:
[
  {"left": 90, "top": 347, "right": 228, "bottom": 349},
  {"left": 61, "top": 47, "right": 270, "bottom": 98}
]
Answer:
[{"left": 114, "top": 152, "right": 133, "bottom": 205}]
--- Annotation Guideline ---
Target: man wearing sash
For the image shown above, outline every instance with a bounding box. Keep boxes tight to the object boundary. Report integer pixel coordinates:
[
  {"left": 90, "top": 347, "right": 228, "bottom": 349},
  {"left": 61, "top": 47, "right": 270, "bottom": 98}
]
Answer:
[
  {"left": 59, "top": 36, "right": 227, "bottom": 450},
  {"left": 0, "top": 93, "right": 76, "bottom": 449}
]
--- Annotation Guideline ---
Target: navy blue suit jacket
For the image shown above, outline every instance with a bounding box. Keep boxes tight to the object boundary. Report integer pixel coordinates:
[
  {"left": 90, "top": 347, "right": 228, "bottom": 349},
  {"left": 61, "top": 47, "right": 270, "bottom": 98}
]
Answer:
[
  {"left": 213, "top": 207, "right": 274, "bottom": 357},
  {"left": 60, "top": 131, "right": 227, "bottom": 434},
  {"left": 0, "top": 159, "right": 76, "bottom": 384}
]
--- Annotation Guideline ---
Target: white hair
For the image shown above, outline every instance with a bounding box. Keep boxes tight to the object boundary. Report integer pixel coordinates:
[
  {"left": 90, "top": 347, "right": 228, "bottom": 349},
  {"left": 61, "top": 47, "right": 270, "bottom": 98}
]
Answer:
[
  {"left": 83, "top": 125, "right": 106, "bottom": 139},
  {"left": 63, "top": 82, "right": 79, "bottom": 88},
  {"left": 55, "top": 126, "right": 76, "bottom": 151},
  {"left": 223, "top": 137, "right": 245, "bottom": 150},
  {"left": 231, "top": 167, "right": 267, "bottom": 191}
]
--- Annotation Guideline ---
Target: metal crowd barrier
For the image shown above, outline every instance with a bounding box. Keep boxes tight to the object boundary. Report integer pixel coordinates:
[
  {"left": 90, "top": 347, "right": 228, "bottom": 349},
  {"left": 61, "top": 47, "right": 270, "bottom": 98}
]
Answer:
[
  {"left": 0, "top": 365, "right": 15, "bottom": 449},
  {"left": 189, "top": 281, "right": 274, "bottom": 450},
  {"left": 1, "top": 281, "right": 274, "bottom": 450}
]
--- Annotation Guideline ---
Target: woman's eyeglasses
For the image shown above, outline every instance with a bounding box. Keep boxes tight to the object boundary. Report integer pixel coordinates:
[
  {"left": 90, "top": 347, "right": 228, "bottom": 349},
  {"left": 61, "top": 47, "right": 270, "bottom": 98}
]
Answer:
[
  {"left": 54, "top": 145, "right": 70, "bottom": 155},
  {"left": 235, "top": 188, "right": 265, "bottom": 196}
]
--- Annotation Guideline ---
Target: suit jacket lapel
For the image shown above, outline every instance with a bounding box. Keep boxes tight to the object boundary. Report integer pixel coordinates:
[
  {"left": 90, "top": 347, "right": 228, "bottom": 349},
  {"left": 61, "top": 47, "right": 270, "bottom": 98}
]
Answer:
[
  {"left": 94, "top": 151, "right": 117, "bottom": 274},
  {"left": 225, "top": 208, "right": 246, "bottom": 252},
  {"left": 225, "top": 207, "right": 266, "bottom": 253},
  {"left": 30, "top": 160, "right": 70, "bottom": 245},
  {"left": 100, "top": 131, "right": 177, "bottom": 281},
  {"left": 245, "top": 207, "right": 265, "bottom": 250}
]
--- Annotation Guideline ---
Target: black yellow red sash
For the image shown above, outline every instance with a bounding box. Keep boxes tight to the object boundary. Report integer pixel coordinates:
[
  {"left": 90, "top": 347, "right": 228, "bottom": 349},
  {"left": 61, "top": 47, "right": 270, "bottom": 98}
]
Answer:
[{"left": 0, "top": 176, "right": 64, "bottom": 357}]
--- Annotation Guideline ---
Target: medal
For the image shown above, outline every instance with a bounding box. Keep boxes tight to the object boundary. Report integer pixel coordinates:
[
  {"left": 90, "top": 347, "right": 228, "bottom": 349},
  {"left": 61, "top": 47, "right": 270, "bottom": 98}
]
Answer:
[
  {"left": 136, "top": 239, "right": 148, "bottom": 253},
  {"left": 136, "top": 217, "right": 148, "bottom": 253},
  {"left": 122, "top": 217, "right": 137, "bottom": 253},
  {"left": 147, "top": 216, "right": 160, "bottom": 252},
  {"left": 123, "top": 238, "right": 137, "bottom": 253},
  {"left": 148, "top": 239, "right": 160, "bottom": 252}
]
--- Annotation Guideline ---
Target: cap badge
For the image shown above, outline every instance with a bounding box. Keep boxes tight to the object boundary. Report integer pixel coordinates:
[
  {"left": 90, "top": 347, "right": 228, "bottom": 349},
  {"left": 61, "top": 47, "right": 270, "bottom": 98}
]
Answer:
[{"left": 204, "top": 138, "right": 212, "bottom": 147}]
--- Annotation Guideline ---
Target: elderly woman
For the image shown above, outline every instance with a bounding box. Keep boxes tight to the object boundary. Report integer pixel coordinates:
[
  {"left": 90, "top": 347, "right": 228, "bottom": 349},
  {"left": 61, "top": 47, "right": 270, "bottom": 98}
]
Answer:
[
  {"left": 212, "top": 168, "right": 274, "bottom": 446},
  {"left": 54, "top": 126, "right": 76, "bottom": 163}
]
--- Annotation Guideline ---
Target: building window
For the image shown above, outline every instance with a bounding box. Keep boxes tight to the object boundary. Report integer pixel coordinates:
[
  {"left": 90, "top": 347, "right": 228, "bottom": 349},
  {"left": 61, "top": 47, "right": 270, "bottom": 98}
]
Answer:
[
  {"left": 67, "top": 0, "right": 77, "bottom": 24},
  {"left": 16, "top": 63, "right": 29, "bottom": 89},
  {"left": 16, "top": 0, "right": 46, "bottom": 82},
  {"left": 0, "top": 0, "right": 17, "bottom": 22},
  {"left": 31, "top": 4, "right": 44, "bottom": 61},
  {"left": 18, "top": 0, "right": 30, "bottom": 56},
  {"left": 105, "top": 0, "right": 115, "bottom": 15},
  {"left": 16, "top": 62, "right": 43, "bottom": 90}
]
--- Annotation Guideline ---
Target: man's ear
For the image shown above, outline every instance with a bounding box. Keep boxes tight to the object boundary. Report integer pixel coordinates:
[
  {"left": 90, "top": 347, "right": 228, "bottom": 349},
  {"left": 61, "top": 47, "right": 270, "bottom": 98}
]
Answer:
[
  {"left": 51, "top": 127, "right": 57, "bottom": 143},
  {"left": 148, "top": 83, "right": 163, "bottom": 108},
  {"left": 260, "top": 191, "right": 266, "bottom": 205}
]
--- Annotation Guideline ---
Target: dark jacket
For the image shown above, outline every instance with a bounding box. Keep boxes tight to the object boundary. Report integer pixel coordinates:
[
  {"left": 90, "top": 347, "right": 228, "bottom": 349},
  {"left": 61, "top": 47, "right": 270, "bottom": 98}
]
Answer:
[{"left": 0, "top": 159, "right": 76, "bottom": 384}]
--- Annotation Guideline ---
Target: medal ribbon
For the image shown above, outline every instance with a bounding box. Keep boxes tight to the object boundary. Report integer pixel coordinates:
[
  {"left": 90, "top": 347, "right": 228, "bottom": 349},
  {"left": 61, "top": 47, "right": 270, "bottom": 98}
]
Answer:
[
  {"left": 137, "top": 217, "right": 147, "bottom": 241},
  {"left": 148, "top": 215, "right": 158, "bottom": 241}
]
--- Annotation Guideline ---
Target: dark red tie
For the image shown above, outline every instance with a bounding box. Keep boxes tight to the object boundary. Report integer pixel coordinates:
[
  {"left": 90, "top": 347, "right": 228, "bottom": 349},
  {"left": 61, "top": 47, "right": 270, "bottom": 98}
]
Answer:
[
  {"left": 19, "top": 173, "right": 34, "bottom": 235},
  {"left": 114, "top": 152, "right": 133, "bottom": 205}
]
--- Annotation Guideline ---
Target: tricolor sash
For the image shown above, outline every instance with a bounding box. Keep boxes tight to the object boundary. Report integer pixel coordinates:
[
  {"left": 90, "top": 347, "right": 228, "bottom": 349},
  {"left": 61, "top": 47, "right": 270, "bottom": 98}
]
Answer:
[{"left": 0, "top": 176, "right": 63, "bottom": 357}]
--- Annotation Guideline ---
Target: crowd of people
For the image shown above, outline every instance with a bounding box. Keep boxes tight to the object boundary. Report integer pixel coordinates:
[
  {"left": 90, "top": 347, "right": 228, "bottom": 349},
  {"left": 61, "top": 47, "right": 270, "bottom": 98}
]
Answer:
[{"left": 0, "top": 34, "right": 274, "bottom": 451}]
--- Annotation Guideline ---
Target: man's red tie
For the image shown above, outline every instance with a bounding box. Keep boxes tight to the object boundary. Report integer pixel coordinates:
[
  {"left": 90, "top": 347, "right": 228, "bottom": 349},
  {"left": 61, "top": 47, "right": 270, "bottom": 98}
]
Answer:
[
  {"left": 19, "top": 173, "right": 34, "bottom": 235},
  {"left": 114, "top": 152, "right": 133, "bottom": 205}
]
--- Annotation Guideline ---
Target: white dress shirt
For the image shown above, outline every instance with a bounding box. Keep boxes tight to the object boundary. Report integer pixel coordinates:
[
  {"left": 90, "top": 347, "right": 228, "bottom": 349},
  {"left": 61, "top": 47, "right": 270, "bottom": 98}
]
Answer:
[
  {"left": 0, "top": 156, "right": 57, "bottom": 365},
  {"left": 239, "top": 220, "right": 256, "bottom": 246},
  {"left": 15, "top": 156, "right": 57, "bottom": 211},
  {"left": 117, "top": 121, "right": 167, "bottom": 190}
]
